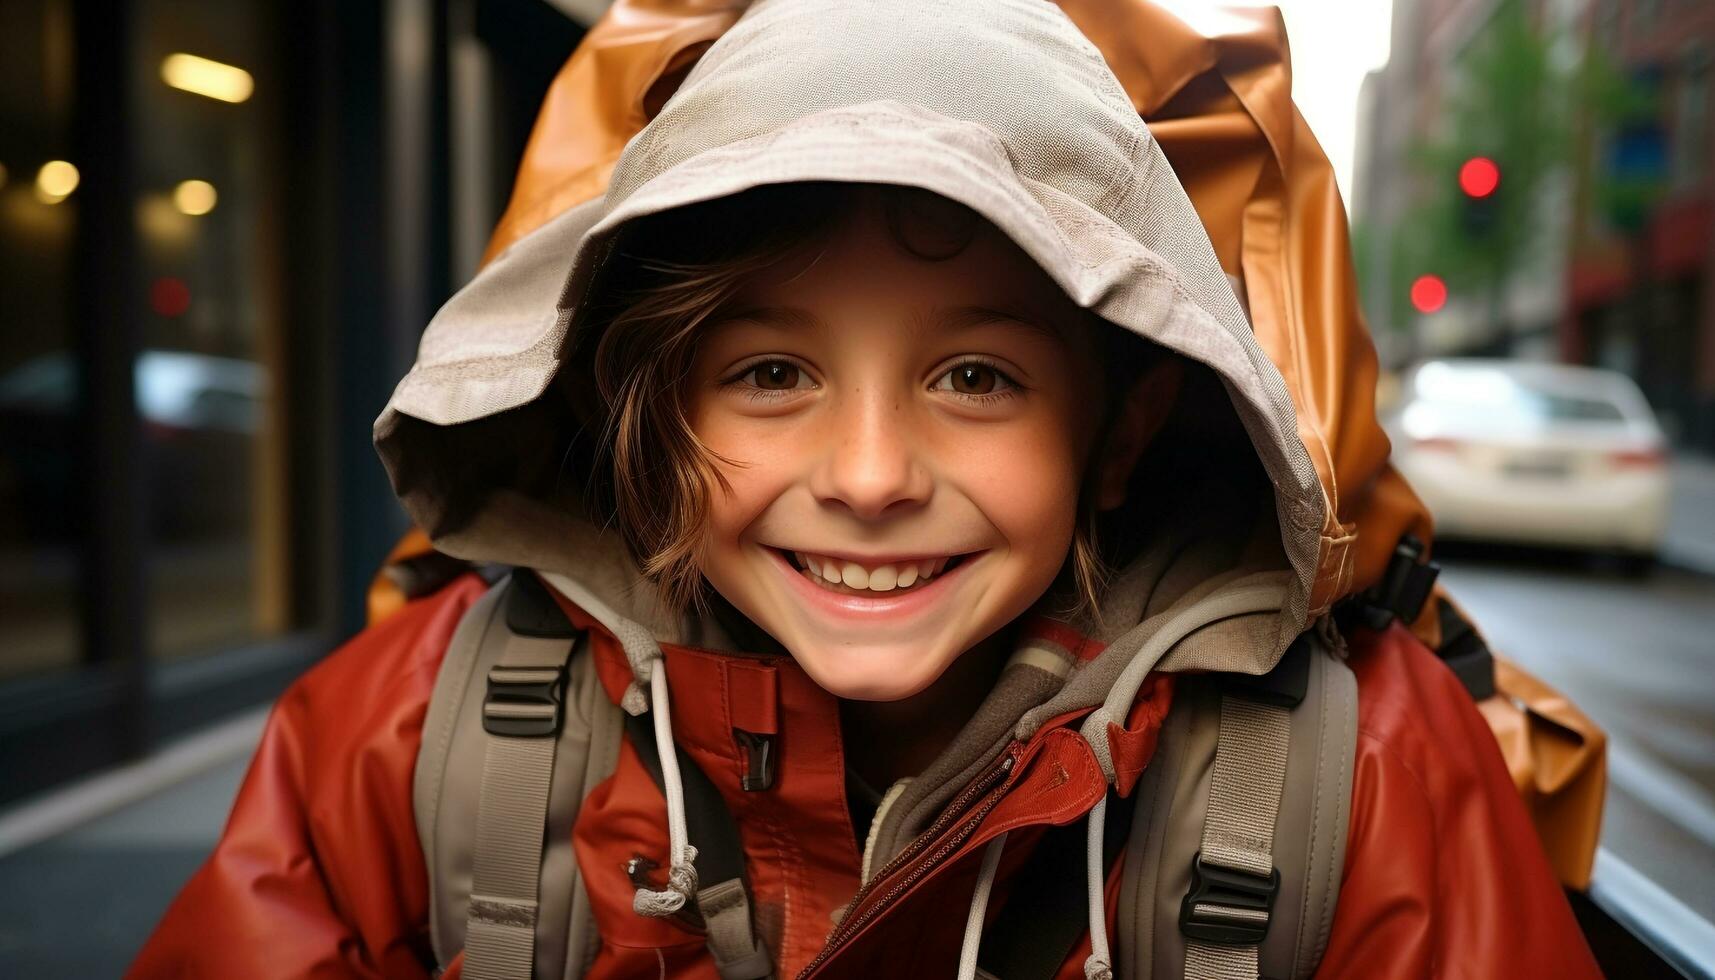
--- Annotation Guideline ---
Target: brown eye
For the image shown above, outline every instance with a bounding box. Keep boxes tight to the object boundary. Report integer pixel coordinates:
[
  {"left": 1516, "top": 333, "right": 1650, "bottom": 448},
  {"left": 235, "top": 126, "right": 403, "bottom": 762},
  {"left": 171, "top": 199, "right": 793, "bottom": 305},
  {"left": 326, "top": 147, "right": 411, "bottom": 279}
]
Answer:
[
  {"left": 752, "top": 361, "right": 801, "bottom": 390},
  {"left": 951, "top": 363, "right": 997, "bottom": 395},
  {"left": 931, "top": 359, "right": 1020, "bottom": 402}
]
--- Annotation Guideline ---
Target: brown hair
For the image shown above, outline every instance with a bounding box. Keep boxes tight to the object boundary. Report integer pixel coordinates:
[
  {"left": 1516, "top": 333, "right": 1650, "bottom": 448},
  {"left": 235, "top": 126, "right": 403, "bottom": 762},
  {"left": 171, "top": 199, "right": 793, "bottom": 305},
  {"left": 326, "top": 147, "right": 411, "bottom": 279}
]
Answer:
[{"left": 564, "top": 182, "right": 1161, "bottom": 627}]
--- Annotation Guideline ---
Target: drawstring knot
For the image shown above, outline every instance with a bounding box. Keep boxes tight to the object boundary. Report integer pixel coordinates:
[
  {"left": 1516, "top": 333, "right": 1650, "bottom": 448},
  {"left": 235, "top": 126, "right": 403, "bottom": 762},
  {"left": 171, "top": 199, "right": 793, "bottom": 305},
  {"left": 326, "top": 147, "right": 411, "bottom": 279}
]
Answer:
[
  {"left": 620, "top": 681, "right": 650, "bottom": 716},
  {"left": 632, "top": 844, "right": 700, "bottom": 916}
]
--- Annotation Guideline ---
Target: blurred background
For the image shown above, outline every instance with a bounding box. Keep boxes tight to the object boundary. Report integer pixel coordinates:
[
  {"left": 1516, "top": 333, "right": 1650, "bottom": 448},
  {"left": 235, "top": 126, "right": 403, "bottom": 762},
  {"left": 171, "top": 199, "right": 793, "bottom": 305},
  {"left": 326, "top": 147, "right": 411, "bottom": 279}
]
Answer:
[{"left": 0, "top": 0, "right": 1710, "bottom": 976}]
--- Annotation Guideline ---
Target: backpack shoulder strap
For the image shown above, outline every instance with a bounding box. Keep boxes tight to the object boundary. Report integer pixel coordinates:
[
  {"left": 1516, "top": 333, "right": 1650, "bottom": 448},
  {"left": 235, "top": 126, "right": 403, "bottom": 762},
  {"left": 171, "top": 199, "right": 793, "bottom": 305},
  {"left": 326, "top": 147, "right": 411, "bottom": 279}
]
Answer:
[
  {"left": 414, "top": 570, "right": 625, "bottom": 979},
  {"left": 1118, "top": 629, "right": 1358, "bottom": 980}
]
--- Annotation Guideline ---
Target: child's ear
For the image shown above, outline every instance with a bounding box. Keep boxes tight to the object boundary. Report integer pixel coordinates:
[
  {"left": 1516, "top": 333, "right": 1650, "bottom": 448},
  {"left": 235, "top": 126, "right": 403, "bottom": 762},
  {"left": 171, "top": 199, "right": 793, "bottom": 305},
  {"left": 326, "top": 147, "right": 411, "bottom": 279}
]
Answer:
[{"left": 1094, "top": 356, "right": 1183, "bottom": 512}]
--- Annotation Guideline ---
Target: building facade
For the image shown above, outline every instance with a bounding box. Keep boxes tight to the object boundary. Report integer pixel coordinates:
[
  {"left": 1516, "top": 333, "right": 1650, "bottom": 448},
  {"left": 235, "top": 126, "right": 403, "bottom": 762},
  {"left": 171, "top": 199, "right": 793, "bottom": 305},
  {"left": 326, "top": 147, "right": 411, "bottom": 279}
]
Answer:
[
  {"left": 1564, "top": 0, "right": 1715, "bottom": 451},
  {"left": 1357, "top": 0, "right": 1715, "bottom": 450},
  {"left": 0, "top": 0, "right": 593, "bottom": 804}
]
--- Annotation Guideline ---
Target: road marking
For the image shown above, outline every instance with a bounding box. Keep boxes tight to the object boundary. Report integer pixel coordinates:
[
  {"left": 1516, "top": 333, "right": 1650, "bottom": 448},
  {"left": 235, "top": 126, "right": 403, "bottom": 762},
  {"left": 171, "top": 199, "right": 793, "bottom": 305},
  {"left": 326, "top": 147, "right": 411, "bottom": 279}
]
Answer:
[
  {"left": 1607, "top": 738, "right": 1715, "bottom": 852},
  {"left": 0, "top": 706, "right": 268, "bottom": 859}
]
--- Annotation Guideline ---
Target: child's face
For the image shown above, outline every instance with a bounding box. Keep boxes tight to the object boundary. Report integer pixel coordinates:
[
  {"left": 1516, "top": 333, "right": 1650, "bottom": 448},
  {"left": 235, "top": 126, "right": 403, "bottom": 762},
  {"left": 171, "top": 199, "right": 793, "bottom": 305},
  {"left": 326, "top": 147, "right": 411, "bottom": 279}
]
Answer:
[{"left": 685, "top": 197, "right": 1124, "bottom": 701}]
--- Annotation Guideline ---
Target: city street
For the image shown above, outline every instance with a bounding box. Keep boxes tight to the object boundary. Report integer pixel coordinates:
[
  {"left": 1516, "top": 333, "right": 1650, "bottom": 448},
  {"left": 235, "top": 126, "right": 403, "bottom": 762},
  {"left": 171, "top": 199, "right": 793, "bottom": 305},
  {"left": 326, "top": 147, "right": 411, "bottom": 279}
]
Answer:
[{"left": 1439, "top": 551, "right": 1715, "bottom": 924}]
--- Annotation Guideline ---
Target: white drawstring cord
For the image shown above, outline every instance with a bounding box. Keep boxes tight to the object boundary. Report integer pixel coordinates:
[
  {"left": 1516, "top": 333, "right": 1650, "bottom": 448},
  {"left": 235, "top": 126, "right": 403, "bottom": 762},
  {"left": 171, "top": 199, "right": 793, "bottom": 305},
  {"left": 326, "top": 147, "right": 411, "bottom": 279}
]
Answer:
[
  {"left": 955, "top": 831, "right": 1011, "bottom": 980},
  {"left": 1083, "top": 793, "right": 1114, "bottom": 980},
  {"left": 632, "top": 659, "right": 700, "bottom": 916}
]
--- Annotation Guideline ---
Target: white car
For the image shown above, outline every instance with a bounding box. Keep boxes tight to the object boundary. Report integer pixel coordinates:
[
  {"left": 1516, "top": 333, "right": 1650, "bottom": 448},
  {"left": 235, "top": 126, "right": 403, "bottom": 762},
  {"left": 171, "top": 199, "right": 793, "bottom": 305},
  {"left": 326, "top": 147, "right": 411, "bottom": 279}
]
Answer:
[{"left": 1386, "top": 359, "right": 1670, "bottom": 559}]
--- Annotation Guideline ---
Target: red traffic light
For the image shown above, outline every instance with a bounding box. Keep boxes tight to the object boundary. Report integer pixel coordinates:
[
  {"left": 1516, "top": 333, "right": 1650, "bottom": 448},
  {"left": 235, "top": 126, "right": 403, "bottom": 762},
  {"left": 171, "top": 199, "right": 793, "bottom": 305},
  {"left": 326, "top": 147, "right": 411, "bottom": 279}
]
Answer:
[
  {"left": 1410, "top": 274, "right": 1448, "bottom": 314},
  {"left": 1459, "top": 156, "right": 1500, "bottom": 198}
]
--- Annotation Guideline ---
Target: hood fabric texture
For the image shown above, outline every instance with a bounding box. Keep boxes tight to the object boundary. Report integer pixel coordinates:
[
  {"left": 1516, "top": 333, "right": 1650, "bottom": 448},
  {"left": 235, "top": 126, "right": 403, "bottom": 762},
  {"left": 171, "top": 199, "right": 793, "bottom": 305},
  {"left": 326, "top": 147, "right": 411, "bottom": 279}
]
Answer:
[{"left": 374, "top": 0, "right": 1337, "bottom": 974}]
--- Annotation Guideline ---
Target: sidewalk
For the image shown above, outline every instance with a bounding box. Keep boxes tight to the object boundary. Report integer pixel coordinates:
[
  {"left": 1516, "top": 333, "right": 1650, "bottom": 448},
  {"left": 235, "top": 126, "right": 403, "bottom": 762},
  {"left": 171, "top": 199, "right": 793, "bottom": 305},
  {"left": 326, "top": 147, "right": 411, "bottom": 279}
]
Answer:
[
  {"left": 0, "top": 712, "right": 262, "bottom": 977},
  {"left": 1666, "top": 453, "right": 1715, "bottom": 577}
]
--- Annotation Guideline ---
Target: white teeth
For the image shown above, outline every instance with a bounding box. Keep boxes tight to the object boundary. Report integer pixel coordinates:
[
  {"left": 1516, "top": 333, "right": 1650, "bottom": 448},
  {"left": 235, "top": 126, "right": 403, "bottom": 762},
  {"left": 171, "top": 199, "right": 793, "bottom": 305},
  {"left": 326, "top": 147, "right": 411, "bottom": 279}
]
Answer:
[{"left": 788, "top": 550, "right": 965, "bottom": 594}]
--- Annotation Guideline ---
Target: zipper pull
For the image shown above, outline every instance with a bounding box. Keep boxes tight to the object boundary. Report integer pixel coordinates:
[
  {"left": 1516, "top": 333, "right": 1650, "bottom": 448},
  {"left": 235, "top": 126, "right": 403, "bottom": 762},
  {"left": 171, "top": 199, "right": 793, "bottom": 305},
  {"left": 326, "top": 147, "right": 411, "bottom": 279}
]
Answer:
[{"left": 734, "top": 729, "right": 774, "bottom": 791}]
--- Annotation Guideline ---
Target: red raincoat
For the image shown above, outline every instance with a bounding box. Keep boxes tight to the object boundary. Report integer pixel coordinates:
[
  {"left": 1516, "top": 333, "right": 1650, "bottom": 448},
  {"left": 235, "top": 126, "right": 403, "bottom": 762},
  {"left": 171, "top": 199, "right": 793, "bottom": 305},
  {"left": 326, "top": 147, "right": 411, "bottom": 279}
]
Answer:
[{"left": 131, "top": 572, "right": 1597, "bottom": 978}]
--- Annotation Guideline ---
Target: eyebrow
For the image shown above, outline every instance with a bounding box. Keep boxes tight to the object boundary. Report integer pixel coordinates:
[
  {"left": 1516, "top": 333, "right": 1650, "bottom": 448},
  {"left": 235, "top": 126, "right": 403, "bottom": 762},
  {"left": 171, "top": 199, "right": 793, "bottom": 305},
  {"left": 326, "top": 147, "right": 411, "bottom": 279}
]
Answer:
[
  {"left": 929, "top": 304, "right": 1069, "bottom": 344},
  {"left": 709, "top": 304, "right": 824, "bottom": 333},
  {"left": 711, "top": 303, "right": 1069, "bottom": 343}
]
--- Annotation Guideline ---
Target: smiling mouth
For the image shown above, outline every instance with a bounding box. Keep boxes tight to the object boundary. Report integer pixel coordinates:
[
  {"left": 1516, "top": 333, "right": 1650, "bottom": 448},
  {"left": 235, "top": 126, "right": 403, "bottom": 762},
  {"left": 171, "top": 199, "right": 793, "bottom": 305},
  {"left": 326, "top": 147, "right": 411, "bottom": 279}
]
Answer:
[{"left": 773, "top": 548, "right": 976, "bottom": 597}]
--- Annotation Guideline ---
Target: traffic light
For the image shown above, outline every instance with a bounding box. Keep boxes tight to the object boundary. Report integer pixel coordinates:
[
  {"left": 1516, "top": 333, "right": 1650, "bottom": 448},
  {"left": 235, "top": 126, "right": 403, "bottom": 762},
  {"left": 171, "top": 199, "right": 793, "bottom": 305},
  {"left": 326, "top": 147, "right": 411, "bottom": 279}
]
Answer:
[
  {"left": 1410, "top": 274, "right": 1448, "bottom": 314},
  {"left": 1459, "top": 157, "right": 1500, "bottom": 198},
  {"left": 1458, "top": 156, "right": 1500, "bottom": 236}
]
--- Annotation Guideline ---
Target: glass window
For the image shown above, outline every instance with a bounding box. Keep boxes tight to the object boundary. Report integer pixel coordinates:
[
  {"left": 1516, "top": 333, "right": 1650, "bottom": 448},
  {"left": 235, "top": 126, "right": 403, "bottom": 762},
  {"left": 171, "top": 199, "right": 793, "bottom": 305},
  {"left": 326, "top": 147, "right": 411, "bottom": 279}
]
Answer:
[
  {"left": 134, "top": 0, "right": 293, "bottom": 661},
  {"left": 0, "top": 0, "right": 82, "bottom": 681}
]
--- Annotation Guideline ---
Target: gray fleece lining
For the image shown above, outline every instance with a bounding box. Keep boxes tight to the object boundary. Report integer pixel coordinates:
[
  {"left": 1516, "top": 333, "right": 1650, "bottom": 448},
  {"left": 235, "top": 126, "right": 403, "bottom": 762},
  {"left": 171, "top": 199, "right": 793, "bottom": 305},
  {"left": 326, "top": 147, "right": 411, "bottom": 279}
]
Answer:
[{"left": 867, "top": 662, "right": 1065, "bottom": 870}]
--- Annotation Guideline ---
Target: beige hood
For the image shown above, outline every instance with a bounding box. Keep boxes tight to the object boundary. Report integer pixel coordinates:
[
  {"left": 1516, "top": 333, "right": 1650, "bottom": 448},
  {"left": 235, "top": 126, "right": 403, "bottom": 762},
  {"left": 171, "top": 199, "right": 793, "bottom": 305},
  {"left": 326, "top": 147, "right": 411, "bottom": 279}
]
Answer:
[{"left": 373, "top": 0, "right": 1328, "bottom": 677}]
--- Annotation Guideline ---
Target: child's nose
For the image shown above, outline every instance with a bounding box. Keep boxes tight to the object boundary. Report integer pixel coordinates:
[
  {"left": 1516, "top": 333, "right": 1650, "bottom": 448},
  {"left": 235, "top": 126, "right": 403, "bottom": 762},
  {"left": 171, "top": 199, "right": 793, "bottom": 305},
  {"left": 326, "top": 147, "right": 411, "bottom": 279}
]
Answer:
[{"left": 809, "top": 392, "right": 933, "bottom": 520}]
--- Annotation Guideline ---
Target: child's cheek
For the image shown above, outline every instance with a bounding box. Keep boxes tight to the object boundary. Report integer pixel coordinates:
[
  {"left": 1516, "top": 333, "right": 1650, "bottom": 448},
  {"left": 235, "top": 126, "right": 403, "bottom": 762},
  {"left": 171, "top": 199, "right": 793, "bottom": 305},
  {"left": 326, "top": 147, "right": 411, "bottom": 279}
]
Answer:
[
  {"left": 704, "top": 436, "right": 805, "bottom": 540},
  {"left": 928, "top": 416, "right": 1084, "bottom": 534}
]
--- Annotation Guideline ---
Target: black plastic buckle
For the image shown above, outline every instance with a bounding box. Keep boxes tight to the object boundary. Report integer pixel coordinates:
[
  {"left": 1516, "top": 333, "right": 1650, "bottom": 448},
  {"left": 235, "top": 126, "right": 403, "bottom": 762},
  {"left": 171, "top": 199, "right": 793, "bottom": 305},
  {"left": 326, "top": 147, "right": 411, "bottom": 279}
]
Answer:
[
  {"left": 1354, "top": 535, "right": 1439, "bottom": 631},
  {"left": 1179, "top": 852, "right": 1279, "bottom": 946},
  {"left": 1436, "top": 596, "right": 1497, "bottom": 700},
  {"left": 482, "top": 664, "right": 567, "bottom": 737}
]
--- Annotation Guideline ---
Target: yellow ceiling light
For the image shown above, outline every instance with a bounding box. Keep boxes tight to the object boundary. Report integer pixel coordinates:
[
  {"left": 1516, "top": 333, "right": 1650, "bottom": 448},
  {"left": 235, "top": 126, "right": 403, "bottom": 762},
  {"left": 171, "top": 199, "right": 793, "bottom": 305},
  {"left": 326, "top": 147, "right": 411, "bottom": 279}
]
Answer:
[
  {"left": 35, "top": 160, "right": 79, "bottom": 204},
  {"left": 160, "top": 53, "right": 253, "bottom": 104},
  {"left": 173, "top": 179, "right": 218, "bottom": 216}
]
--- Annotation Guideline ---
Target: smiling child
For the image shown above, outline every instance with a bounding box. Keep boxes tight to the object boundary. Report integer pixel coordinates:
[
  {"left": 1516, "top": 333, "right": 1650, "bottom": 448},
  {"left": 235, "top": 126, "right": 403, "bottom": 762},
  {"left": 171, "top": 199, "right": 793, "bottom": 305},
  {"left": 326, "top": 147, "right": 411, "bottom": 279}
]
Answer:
[{"left": 133, "top": 1, "right": 1601, "bottom": 978}]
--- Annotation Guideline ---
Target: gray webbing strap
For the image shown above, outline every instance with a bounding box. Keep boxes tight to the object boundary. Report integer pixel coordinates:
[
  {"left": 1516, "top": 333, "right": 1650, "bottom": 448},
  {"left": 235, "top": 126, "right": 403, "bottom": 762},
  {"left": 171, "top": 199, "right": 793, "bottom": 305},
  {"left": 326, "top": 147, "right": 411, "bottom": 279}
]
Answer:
[
  {"left": 1183, "top": 694, "right": 1290, "bottom": 980},
  {"left": 463, "top": 630, "right": 578, "bottom": 980},
  {"left": 696, "top": 878, "right": 774, "bottom": 980}
]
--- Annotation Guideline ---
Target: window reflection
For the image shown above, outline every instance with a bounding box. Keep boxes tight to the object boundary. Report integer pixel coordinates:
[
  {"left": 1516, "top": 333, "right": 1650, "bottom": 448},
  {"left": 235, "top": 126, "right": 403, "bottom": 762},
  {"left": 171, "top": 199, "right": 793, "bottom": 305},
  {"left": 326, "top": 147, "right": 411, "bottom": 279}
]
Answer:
[
  {"left": 136, "top": 0, "right": 291, "bottom": 660},
  {"left": 0, "top": 0, "right": 81, "bottom": 680}
]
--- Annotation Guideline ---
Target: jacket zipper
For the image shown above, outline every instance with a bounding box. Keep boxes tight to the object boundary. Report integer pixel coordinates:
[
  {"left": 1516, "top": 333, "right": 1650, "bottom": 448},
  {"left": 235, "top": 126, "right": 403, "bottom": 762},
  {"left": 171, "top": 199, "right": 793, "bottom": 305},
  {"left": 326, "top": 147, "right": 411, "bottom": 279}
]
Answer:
[{"left": 797, "top": 744, "right": 1022, "bottom": 978}]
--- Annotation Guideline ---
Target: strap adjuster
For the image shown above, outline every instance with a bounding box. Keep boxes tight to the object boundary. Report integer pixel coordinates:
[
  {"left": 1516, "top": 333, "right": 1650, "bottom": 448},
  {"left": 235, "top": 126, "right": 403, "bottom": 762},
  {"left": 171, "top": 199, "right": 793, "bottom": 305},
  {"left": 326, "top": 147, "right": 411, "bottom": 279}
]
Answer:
[
  {"left": 1353, "top": 534, "right": 1439, "bottom": 631},
  {"left": 1179, "top": 852, "right": 1279, "bottom": 947},
  {"left": 483, "top": 664, "right": 567, "bottom": 737}
]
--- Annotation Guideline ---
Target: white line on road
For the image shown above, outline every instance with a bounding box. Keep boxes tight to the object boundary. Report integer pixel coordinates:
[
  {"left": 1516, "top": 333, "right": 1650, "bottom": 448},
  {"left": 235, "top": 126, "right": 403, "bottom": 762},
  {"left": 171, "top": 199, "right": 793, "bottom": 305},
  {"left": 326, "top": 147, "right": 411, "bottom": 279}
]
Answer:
[
  {"left": 0, "top": 706, "right": 268, "bottom": 859},
  {"left": 1607, "top": 737, "right": 1715, "bottom": 853}
]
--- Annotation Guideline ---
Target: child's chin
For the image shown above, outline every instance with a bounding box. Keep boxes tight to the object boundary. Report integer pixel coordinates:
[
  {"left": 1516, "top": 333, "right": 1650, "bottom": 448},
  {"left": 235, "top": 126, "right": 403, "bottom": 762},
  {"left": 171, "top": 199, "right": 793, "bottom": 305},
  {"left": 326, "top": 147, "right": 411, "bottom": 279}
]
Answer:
[{"left": 790, "top": 646, "right": 950, "bottom": 702}]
